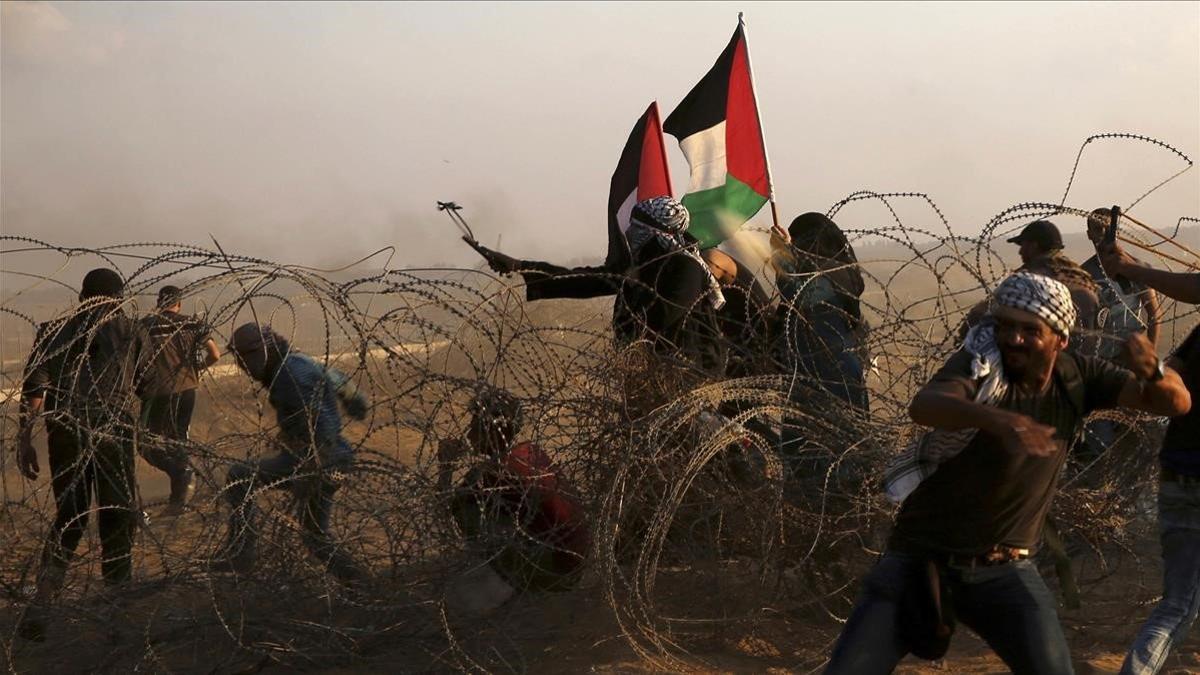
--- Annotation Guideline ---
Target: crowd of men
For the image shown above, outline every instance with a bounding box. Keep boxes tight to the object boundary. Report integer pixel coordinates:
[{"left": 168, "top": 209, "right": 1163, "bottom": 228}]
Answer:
[{"left": 11, "top": 198, "right": 1200, "bottom": 674}]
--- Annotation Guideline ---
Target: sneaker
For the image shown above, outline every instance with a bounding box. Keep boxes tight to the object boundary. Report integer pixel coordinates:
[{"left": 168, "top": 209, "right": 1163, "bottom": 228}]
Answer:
[{"left": 166, "top": 469, "right": 196, "bottom": 514}]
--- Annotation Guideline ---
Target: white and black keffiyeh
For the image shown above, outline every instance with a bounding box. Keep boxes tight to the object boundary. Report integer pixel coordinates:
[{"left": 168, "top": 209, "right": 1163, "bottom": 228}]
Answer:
[
  {"left": 883, "top": 271, "right": 1072, "bottom": 503},
  {"left": 993, "top": 271, "right": 1076, "bottom": 338},
  {"left": 626, "top": 196, "right": 725, "bottom": 310},
  {"left": 883, "top": 320, "right": 1007, "bottom": 502}
]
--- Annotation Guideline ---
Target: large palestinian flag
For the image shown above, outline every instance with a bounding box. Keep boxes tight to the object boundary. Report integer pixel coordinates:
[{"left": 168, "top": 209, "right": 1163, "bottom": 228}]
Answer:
[
  {"left": 604, "top": 101, "right": 674, "bottom": 269},
  {"left": 664, "top": 20, "right": 771, "bottom": 249}
]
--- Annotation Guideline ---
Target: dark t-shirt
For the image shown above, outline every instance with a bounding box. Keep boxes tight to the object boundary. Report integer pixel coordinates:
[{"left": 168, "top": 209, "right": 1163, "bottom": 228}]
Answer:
[
  {"left": 1162, "top": 324, "right": 1200, "bottom": 476},
  {"left": 627, "top": 238, "right": 725, "bottom": 370},
  {"left": 141, "top": 311, "right": 210, "bottom": 396},
  {"left": 23, "top": 304, "right": 150, "bottom": 424},
  {"left": 716, "top": 266, "right": 772, "bottom": 376},
  {"left": 890, "top": 350, "right": 1131, "bottom": 555}
]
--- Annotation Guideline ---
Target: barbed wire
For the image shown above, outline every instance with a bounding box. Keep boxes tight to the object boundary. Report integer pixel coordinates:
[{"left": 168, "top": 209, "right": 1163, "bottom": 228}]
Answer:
[{"left": 1, "top": 132, "right": 1198, "bottom": 672}]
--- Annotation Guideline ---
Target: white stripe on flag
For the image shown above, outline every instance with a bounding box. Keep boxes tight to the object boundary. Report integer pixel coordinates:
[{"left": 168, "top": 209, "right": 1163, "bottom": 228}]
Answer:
[
  {"left": 678, "top": 121, "right": 727, "bottom": 193},
  {"left": 616, "top": 189, "right": 637, "bottom": 233}
]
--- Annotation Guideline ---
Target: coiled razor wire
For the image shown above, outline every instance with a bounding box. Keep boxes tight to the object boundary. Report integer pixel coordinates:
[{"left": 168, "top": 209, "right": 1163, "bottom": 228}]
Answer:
[{"left": 0, "top": 132, "right": 1197, "bottom": 672}]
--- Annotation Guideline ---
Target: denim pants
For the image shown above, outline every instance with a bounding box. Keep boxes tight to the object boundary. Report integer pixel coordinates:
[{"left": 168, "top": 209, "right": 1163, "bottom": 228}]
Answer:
[
  {"left": 139, "top": 389, "right": 196, "bottom": 479},
  {"left": 1121, "top": 479, "right": 1200, "bottom": 674},
  {"left": 825, "top": 552, "right": 1074, "bottom": 674},
  {"left": 778, "top": 322, "right": 868, "bottom": 481},
  {"left": 224, "top": 450, "right": 355, "bottom": 574}
]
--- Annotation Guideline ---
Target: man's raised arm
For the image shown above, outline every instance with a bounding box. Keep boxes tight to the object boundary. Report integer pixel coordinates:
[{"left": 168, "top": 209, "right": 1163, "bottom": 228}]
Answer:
[
  {"left": 910, "top": 378, "right": 1060, "bottom": 458},
  {"left": 1102, "top": 245, "right": 1200, "bottom": 304},
  {"left": 1116, "top": 333, "right": 1191, "bottom": 417}
]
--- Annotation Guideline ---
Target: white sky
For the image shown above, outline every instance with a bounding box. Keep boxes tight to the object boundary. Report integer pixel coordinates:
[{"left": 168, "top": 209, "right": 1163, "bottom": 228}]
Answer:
[{"left": 2, "top": 1, "right": 1198, "bottom": 268}]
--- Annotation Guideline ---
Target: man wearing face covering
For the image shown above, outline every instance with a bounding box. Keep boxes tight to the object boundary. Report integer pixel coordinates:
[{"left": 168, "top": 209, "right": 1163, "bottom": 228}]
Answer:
[
  {"left": 831, "top": 272, "right": 1190, "bottom": 674},
  {"left": 770, "top": 213, "right": 870, "bottom": 478},
  {"left": 16, "top": 268, "right": 151, "bottom": 641},
  {"left": 212, "top": 323, "right": 367, "bottom": 583}
]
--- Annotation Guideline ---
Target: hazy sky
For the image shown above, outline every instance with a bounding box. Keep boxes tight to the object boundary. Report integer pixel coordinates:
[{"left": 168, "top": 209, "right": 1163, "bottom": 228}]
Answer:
[{"left": 2, "top": 1, "right": 1198, "bottom": 268}]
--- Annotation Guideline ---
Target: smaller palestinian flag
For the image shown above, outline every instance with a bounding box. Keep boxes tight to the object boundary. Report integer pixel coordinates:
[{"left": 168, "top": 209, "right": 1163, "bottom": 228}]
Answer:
[
  {"left": 665, "top": 19, "right": 771, "bottom": 249},
  {"left": 604, "top": 101, "right": 674, "bottom": 269}
]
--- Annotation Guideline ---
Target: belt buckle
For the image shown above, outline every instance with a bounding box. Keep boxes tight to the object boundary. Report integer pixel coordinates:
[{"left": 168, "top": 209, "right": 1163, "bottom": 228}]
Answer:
[
  {"left": 981, "top": 549, "right": 1006, "bottom": 566},
  {"left": 989, "top": 546, "right": 1029, "bottom": 565}
]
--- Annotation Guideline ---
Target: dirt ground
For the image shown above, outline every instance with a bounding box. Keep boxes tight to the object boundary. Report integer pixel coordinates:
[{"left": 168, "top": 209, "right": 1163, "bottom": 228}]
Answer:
[{"left": 2, "top": 433, "right": 1197, "bottom": 673}]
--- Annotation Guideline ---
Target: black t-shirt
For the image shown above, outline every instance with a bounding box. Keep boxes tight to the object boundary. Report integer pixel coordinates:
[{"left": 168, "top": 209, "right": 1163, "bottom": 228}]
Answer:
[
  {"left": 890, "top": 349, "right": 1131, "bottom": 555},
  {"left": 716, "top": 266, "right": 772, "bottom": 376},
  {"left": 1162, "top": 324, "right": 1200, "bottom": 476},
  {"left": 23, "top": 303, "right": 150, "bottom": 423},
  {"left": 623, "top": 238, "right": 726, "bottom": 370}
]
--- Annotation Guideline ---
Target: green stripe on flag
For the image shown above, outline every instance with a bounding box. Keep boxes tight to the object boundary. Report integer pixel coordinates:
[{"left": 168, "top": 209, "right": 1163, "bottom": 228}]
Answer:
[{"left": 681, "top": 175, "right": 769, "bottom": 249}]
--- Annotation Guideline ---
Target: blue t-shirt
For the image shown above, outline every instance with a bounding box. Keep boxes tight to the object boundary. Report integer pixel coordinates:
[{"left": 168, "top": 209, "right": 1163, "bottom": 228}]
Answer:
[
  {"left": 268, "top": 353, "right": 353, "bottom": 462},
  {"left": 1162, "top": 324, "right": 1200, "bottom": 476}
]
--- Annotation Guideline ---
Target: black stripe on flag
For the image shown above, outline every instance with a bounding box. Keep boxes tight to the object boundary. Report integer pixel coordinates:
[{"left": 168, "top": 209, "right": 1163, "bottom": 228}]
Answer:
[
  {"left": 604, "top": 107, "right": 649, "bottom": 270},
  {"left": 663, "top": 24, "right": 742, "bottom": 140}
]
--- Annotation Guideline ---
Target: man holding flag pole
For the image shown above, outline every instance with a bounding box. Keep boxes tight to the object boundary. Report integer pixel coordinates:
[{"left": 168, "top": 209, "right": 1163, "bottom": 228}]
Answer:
[{"left": 663, "top": 15, "right": 871, "bottom": 478}]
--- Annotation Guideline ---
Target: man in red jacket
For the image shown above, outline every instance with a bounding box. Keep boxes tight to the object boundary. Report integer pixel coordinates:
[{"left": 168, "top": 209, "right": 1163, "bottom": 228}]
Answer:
[{"left": 438, "top": 387, "right": 589, "bottom": 594}]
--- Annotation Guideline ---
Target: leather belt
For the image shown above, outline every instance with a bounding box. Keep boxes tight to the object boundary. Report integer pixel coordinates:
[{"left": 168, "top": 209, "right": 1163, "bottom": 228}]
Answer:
[{"left": 943, "top": 545, "right": 1030, "bottom": 570}]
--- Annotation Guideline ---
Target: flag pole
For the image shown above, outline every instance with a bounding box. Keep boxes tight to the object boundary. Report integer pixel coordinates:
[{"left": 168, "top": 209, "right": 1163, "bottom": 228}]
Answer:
[{"left": 738, "top": 12, "right": 784, "bottom": 237}]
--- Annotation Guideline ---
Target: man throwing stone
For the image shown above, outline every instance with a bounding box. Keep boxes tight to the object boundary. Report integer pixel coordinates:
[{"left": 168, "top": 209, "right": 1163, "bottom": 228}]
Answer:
[{"left": 830, "top": 271, "right": 1189, "bottom": 674}]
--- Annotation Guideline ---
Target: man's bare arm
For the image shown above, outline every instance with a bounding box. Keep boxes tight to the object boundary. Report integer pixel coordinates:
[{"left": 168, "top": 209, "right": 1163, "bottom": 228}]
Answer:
[
  {"left": 1116, "top": 369, "right": 1190, "bottom": 417},
  {"left": 1102, "top": 246, "right": 1200, "bottom": 304},
  {"left": 201, "top": 338, "right": 221, "bottom": 369},
  {"left": 909, "top": 378, "right": 1059, "bottom": 457},
  {"left": 17, "top": 395, "right": 44, "bottom": 480},
  {"left": 1116, "top": 334, "right": 1191, "bottom": 417}
]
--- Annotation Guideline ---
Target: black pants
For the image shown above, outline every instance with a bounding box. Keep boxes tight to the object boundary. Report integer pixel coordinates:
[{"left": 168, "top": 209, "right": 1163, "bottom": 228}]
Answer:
[
  {"left": 139, "top": 389, "right": 195, "bottom": 479},
  {"left": 44, "top": 420, "right": 137, "bottom": 584}
]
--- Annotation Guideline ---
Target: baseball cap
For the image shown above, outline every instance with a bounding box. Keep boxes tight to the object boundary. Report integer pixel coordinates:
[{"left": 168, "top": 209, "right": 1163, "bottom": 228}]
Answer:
[{"left": 1006, "top": 220, "right": 1063, "bottom": 251}]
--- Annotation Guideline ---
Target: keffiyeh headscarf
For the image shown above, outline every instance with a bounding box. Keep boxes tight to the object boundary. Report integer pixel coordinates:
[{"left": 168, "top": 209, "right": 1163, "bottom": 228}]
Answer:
[
  {"left": 626, "top": 196, "right": 725, "bottom": 310},
  {"left": 993, "top": 271, "right": 1077, "bottom": 338}
]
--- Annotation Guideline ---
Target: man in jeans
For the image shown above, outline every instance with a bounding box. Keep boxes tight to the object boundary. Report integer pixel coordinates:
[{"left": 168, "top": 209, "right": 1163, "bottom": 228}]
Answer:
[
  {"left": 212, "top": 323, "right": 367, "bottom": 583},
  {"left": 139, "top": 285, "right": 220, "bottom": 511},
  {"left": 827, "top": 272, "right": 1190, "bottom": 674},
  {"left": 1102, "top": 245, "right": 1200, "bottom": 674}
]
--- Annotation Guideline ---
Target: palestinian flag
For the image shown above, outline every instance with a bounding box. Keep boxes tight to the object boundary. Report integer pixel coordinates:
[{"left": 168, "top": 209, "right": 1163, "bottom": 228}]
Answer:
[
  {"left": 604, "top": 101, "right": 674, "bottom": 269},
  {"left": 664, "top": 20, "right": 771, "bottom": 249}
]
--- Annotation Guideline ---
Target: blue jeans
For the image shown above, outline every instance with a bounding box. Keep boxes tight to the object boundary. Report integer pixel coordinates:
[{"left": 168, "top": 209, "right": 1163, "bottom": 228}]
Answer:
[
  {"left": 779, "top": 320, "right": 868, "bottom": 480},
  {"left": 1121, "top": 480, "right": 1200, "bottom": 674},
  {"left": 225, "top": 450, "right": 357, "bottom": 576},
  {"left": 825, "top": 553, "right": 1074, "bottom": 674}
]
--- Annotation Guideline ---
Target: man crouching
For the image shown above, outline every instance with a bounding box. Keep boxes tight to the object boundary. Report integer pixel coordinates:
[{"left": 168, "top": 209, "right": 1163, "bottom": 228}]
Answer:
[
  {"left": 828, "top": 272, "right": 1189, "bottom": 674},
  {"left": 438, "top": 387, "right": 589, "bottom": 606},
  {"left": 212, "top": 323, "right": 367, "bottom": 584}
]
